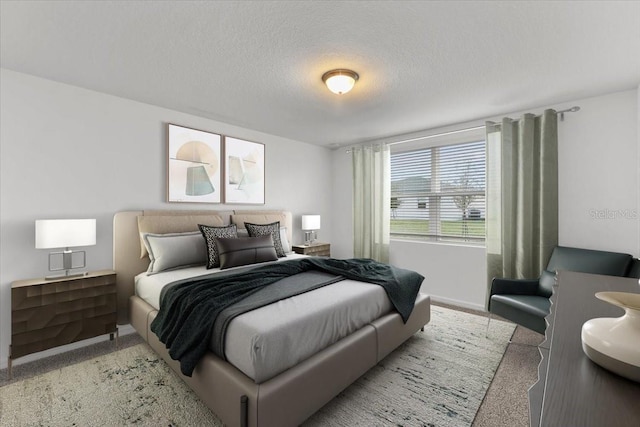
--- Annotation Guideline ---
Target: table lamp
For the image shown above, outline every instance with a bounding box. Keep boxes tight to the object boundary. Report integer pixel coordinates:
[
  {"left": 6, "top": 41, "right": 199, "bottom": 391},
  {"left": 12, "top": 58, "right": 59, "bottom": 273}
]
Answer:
[
  {"left": 302, "top": 215, "right": 321, "bottom": 245},
  {"left": 35, "top": 219, "right": 96, "bottom": 279}
]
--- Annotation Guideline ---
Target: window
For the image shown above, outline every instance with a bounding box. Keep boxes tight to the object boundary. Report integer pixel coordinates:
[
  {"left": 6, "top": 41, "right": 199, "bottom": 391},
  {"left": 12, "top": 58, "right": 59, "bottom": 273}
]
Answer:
[{"left": 390, "top": 140, "right": 486, "bottom": 243}]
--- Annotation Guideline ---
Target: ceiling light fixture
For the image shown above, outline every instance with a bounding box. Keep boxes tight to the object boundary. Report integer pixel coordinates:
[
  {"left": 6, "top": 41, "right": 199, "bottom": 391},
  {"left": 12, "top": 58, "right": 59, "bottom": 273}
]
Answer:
[{"left": 322, "top": 69, "right": 359, "bottom": 95}]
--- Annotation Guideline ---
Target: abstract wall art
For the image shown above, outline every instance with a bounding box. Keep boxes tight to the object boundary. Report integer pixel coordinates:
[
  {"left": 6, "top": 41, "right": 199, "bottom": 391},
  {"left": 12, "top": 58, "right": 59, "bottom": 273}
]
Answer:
[
  {"left": 224, "top": 137, "right": 265, "bottom": 204},
  {"left": 167, "top": 124, "right": 222, "bottom": 203}
]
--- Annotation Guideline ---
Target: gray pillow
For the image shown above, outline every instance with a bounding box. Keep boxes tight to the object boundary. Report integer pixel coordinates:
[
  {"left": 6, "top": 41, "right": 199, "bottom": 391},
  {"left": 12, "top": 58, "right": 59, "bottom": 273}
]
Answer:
[
  {"left": 142, "top": 232, "right": 207, "bottom": 275},
  {"left": 199, "top": 224, "right": 238, "bottom": 268},
  {"left": 245, "top": 221, "right": 286, "bottom": 257},
  {"left": 238, "top": 226, "right": 291, "bottom": 254},
  {"left": 217, "top": 235, "right": 278, "bottom": 270}
]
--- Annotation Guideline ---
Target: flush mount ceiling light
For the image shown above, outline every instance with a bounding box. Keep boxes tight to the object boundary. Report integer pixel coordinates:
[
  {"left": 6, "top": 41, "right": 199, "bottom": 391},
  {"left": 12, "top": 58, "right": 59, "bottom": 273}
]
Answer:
[{"left": 322, "top": 69, "right": 359, "bottom": 95}]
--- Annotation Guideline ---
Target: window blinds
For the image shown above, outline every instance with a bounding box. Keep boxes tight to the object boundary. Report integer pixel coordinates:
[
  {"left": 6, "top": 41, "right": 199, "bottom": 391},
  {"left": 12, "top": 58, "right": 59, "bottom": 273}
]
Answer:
[{"left": 390, "top": 140, "right": 486, "bottom": 241}]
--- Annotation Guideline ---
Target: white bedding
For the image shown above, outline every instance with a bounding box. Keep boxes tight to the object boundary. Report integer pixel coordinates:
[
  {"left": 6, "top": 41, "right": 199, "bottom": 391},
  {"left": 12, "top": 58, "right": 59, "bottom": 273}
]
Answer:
[
  {"left": 135, "top": 253, "right": 307, "bottom": 308},
  {"left": 135, "top": 256, "right": 393, "bottom": 383}
]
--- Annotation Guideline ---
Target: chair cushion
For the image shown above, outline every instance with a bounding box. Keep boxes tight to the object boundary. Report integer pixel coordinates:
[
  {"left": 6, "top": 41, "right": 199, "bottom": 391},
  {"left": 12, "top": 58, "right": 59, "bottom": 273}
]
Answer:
[
  {"left": 547, "top": 246, "right": 632, "bottom": 277},
  {"left": 490, "top": 294, "right": 551, "bottom": 335},
  {"left": 491, "top": 294, "right": 551, "bottom": 318}
]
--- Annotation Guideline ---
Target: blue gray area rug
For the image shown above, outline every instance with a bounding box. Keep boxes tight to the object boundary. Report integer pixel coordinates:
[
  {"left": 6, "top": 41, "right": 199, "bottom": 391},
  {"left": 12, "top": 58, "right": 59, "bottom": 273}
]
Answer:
[{"left": 0, "top": 306, "right": 514, "bottom": 426}]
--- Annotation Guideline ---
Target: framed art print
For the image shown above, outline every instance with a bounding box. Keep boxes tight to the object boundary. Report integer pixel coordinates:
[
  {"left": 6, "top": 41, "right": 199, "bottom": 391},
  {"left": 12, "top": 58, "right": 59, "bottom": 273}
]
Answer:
[
  {"left": 224, "top": 137, "right": 265, "bottom": 204},
  {"left": 167, "top": 124, "right": 222, "bottom": 203}
]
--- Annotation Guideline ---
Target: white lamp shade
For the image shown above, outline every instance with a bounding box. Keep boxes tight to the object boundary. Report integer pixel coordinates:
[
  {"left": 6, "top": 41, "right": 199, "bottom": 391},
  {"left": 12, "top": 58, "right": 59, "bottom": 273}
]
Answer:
[
  {"left": 35, "top": 219, "right": 96, "bottom": 249},
  {"left": 302, "top": 215, "right": 321, "bottom": 231}
]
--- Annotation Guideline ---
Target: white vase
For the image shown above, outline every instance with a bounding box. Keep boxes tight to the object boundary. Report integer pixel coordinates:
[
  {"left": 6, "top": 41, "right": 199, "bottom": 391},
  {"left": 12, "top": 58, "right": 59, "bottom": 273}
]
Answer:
[{"left": 581, "top": 291, "right": 640, "bottom": 383}]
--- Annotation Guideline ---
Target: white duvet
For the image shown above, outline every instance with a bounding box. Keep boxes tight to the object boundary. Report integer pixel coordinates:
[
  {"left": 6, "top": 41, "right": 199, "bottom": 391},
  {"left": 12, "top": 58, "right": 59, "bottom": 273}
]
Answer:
[{"left": 135, "top": 255, "right": 392, "bottom": 383}]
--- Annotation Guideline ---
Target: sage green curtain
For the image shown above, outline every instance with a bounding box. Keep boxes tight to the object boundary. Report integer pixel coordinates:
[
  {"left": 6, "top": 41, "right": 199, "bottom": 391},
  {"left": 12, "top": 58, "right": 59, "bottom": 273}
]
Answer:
[
  {"left": 486, "top": 109, "right": 558, "bottom": 307},
  {"left": 352, "top": 143, "right": 390, "bottom": 263}
]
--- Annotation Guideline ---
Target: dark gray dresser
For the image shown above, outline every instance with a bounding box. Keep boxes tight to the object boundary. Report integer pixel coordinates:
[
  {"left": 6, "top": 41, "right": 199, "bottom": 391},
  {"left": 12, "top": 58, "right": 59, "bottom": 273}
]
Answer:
[{"left": 529, "top": 270, "right": 640, "bottom": 426}]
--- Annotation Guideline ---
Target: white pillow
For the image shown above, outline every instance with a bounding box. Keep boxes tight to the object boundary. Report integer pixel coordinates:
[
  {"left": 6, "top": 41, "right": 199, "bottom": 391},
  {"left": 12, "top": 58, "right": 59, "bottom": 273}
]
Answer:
[
  {"left": 279, "top": 227, "right": 291, "bottom": 254},
  {"left": 142, "top": 231, "right": 207, "bottom": 275}
]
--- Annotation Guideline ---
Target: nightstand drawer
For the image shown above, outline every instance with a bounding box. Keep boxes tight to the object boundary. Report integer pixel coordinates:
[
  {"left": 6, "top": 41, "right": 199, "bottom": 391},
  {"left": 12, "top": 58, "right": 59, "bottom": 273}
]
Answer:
[{"left": 292, "top": 243, "right": 330, "bottom": 257}]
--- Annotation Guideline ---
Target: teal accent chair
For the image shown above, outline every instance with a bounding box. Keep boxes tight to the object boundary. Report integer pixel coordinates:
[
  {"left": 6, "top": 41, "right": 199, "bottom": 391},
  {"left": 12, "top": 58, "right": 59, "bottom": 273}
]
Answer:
[{"left": 488, "top": 246, "right": 634, "bottom": 334}]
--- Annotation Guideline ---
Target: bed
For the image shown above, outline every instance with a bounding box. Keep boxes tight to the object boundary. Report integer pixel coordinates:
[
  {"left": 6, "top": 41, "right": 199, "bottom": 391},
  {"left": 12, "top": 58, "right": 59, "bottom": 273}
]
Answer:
[{"left": 113, "top": 209, "right": 431, "bottom": 427}]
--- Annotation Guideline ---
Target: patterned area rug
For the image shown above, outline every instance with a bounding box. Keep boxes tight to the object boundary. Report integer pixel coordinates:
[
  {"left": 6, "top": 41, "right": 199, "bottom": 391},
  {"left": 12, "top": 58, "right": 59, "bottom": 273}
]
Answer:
[{"left": 0, "top": 306, "right": 514, "bottom": 426}]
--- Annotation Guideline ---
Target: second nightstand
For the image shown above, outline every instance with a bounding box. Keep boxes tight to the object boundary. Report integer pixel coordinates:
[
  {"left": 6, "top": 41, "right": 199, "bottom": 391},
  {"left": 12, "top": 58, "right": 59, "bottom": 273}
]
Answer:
[{"left": 292, "top": 243, "right": 331, "bottom": 257}]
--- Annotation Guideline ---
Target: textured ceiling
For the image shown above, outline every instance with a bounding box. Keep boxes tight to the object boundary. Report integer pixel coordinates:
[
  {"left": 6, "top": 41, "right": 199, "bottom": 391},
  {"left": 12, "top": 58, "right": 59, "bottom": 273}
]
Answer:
[{"left": 1, "top": 1, "right": 639, "bottom": 147}]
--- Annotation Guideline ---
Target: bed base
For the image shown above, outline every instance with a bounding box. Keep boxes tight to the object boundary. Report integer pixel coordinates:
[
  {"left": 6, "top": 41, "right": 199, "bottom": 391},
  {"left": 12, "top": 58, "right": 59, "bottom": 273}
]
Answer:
[
  {"left": 130, "top": 293, "right": 431, "bottom": 427},
  {"left": 115, "top": 210, "right": 431, "bottom": 426}
]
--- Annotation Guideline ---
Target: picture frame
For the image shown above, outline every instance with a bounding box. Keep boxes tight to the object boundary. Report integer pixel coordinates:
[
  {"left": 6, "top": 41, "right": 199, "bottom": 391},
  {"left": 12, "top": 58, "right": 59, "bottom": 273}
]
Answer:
[
  {"left": 224, "top": 136, "right": 265, "bottom": 204},
  {"left": 167, "top": 123, "right": 222, "bottom": 203}
]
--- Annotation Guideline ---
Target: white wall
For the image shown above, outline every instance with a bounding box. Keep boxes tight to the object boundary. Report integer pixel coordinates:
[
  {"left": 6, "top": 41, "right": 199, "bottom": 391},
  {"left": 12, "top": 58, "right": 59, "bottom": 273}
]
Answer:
[
  {"left": 330, "top": 88, "right": 640, "bottom": 311},
  {"left": 390, "top": 241, "right": 486, "bottom": 310},
  {"left": 0, "top": 69, "right": 333, "bottom": 368},
  {"left": 330, "top": 148, "right": 354, "bottom": 259},
  {"left": 557, "top": 90, "right": 639, "bottom": 254}
]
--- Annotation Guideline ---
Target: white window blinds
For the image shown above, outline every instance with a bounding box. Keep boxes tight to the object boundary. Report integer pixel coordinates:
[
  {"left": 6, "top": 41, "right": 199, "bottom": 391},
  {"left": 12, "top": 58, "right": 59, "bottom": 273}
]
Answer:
[{"left": 390, "top": 140, "right": 486, "bottom": 242}]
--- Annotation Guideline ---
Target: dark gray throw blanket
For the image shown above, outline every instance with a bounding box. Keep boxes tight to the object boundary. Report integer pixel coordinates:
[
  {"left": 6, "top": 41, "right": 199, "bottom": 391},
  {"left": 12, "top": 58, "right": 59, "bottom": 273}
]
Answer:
[{"left": 150, "top": 257, "right": 424, "bottom": 376}]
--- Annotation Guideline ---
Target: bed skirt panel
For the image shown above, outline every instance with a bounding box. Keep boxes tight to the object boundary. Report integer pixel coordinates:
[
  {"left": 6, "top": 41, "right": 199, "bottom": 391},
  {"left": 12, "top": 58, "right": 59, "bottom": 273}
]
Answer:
[
  {"left": 372, "top": 293, "right": 431, "bottom": 362},
  {"left": 147, "top": 309, "right": 262, "bottom": 426},
  {"left": 256, "top": 324, "right": 377, "bottom": 426},
  {"left": 130, "top": 295, "right": 152, "bottom": 342}
]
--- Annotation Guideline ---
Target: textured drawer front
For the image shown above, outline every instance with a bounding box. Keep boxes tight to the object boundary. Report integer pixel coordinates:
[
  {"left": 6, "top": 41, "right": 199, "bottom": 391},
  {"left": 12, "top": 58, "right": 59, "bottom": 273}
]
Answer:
[
  {"left": 11, "top": 272, "right": 117, "bottom": 359},
  {"left": 293, "top": 243, "right": 330, "bottom": 257},
  {"left": 305, "top": 247, "right": 330, "bottom": 256}
]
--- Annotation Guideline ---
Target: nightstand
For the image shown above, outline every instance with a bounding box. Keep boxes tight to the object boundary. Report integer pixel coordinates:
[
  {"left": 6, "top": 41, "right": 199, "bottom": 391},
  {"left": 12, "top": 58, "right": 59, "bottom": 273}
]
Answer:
[
  {"left": 292, "top": 243, "right": 331, "bottom": 257},
  {"left": 9, "top": 270, "right": 117, "bottom": 378}
]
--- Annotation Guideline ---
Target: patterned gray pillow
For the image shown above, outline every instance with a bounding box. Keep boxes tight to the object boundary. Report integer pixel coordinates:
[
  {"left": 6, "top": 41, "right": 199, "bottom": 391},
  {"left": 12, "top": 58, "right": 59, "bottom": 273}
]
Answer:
[
  {"left": 198, "top": 224, "right": 238, "bottom": 268},
  {"left": 245, "top": 221, "right": 285, "bottom": 257}
]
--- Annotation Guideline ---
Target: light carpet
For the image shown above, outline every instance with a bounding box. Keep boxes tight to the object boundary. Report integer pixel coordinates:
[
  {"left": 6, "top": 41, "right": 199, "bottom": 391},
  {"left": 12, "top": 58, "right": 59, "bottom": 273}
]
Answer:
[{"left": 0, "top": 306, "right": 515, "bottom": 426}]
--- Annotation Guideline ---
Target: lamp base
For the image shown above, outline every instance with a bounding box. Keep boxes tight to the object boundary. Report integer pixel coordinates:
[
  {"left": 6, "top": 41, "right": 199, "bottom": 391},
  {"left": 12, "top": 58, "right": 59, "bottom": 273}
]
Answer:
[
  {"left": 304, "top": 231, "right": 317, "bottom": 246},
  {"left": 46, "top": 249, "right": 88, "bottom": 279}
]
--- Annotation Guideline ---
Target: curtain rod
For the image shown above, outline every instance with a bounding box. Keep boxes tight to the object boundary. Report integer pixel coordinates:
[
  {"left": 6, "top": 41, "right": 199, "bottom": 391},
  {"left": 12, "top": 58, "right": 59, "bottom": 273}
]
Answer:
[{"left": 347, "top": 106, "right": 580, "bottom": 152}]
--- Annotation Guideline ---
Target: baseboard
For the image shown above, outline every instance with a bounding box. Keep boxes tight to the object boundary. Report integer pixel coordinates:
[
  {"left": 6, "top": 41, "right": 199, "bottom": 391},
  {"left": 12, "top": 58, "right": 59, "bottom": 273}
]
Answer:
[
  {"left": 430, "top": 295, "right": 486, "bottom": 312},
  {"left": 1, "top": 324, "right": 136, "bottom": 370}
]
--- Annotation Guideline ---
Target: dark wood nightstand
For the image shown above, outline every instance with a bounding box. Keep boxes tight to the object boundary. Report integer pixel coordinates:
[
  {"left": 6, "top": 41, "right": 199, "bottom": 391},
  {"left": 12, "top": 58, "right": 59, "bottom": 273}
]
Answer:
[
  {"left": 9, "top": 270, "right": 117, "bottom": 378},
  {"left": 292, "top": 243, "right": 330, "bottom": 257}
]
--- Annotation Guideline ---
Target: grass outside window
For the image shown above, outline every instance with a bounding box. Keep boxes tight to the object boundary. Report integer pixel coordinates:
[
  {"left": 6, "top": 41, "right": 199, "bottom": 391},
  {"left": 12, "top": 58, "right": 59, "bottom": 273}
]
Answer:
[{"left": 391, "top": 218, "right": 485, "bottom": 242}]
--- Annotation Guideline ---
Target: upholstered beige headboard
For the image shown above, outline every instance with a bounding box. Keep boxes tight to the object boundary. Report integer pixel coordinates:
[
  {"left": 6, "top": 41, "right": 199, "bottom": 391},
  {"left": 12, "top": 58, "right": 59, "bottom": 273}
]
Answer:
[{"left": 113, "top": 209, "right": 293, "bottom": 324}]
